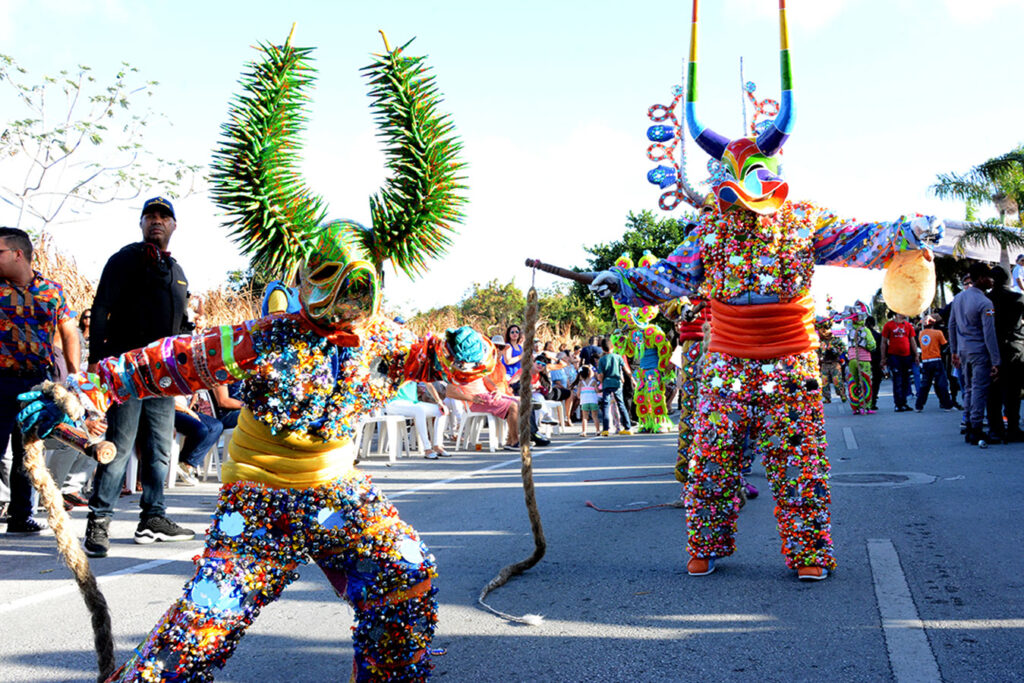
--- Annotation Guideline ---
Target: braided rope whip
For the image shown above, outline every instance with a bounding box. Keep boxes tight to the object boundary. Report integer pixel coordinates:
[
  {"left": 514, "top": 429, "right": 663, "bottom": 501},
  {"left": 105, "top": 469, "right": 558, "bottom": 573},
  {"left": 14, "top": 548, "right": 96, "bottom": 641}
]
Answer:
[
  {"left": 477, "top": 285, "right": 547, "bottom": 626},
  {"left": 22, "top": 435, "right": 115, "bottom": 681}
]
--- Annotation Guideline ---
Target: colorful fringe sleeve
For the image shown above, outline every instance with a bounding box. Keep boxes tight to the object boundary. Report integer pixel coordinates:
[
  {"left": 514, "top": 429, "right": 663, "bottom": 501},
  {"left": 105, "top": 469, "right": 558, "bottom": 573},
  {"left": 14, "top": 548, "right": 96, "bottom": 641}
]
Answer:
[
  {"left": 810, "top": 204, "right": 939, "bottom": 269},
  {"left": 96, "top": 321, "right": 259, "bottom": 403},
  {"left": 612, "top": 233, "right": 704, "bottom": 307}
]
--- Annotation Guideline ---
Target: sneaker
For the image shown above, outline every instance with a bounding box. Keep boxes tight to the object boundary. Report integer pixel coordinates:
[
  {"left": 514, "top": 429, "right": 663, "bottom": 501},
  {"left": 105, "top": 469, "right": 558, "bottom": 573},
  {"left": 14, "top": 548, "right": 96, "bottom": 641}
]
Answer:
[
  {"left": 84, "top": 515, "right": 111, "bottom": 557},
  {"left": 134, "top": 516, "right": 196, "bottom": 545},
  {"left": 5, "top": 517, "right": 50, "bottom": 536},
  {"left": 617, "top": 429, "right": 633, "bottom": 436},
  {"left": 424, "top": 451, "right": 439, "bottom": 460},
  {"left": 744, "top": 482, "right": 759, "bottom": 499},
  {"left": 503, "top": 443, "right": 520, "bottom": 451},
  {"left": 942, "top": 406, "right": 956, "bottom": 412},
  {"left": 175, "top": 465, "right": 197, "bottom": 486},
  {"left": 531, "top": 434, "right": 551, "bottom": 447},
  {"left": 600, "top": 430, "right": 610, "bottom": 437},
  {"left": 865, "top": 409, "right": 877, "bottom": 414},
  {"left": 797, "top": 566, "right": 829, "bottom": 581},
  {"left": 687, "top": 557, "right": 716, "bottom": 576},
  {"left": 62, "top": 492, "right": 90, "bottom": 508},
  {"left": 915, "top": 408, "right": 923, "bottom": 413}
]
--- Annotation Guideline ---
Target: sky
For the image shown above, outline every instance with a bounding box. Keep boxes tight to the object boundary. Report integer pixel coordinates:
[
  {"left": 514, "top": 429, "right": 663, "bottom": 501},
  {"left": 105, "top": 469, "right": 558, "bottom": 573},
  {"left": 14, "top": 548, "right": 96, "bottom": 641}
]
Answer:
[{"left": 2, "top": 0, "right": 1023, "bottom": 318}]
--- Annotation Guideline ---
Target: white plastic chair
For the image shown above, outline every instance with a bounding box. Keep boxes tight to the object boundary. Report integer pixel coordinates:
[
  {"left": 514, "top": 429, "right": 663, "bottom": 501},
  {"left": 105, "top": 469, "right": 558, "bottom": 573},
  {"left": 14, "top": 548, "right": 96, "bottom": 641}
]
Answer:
[
  {"left": 356, "top": 414, "right": 412, "bottom": 464},
  {"left": 537, "top": 400, "right": 565, "bottom": 436},
  {"left": 202, "top": 427, "right": 232, "bottom": 482},
  {"left": 456, "top": 413, "right": 506, "bottom": 452}
]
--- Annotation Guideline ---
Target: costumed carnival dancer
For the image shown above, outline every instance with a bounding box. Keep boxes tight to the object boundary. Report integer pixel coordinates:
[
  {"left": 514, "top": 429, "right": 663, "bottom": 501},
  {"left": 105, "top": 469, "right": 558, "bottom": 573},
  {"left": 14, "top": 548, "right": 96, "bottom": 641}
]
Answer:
[
  {"left": 590, "top": 0, "right": 943, "bottom": 581},
  {"left": 814, "top": 307, "right": 848, "bottom": 406},
  {"left": 17, "top": 33, "right": 481, "bottom": 682},
  {"left": 843, "top": 302, "right": 876, "bottom": 415},
  {"left": 609, "top": 251, "right": 675, "bottom": 434}
]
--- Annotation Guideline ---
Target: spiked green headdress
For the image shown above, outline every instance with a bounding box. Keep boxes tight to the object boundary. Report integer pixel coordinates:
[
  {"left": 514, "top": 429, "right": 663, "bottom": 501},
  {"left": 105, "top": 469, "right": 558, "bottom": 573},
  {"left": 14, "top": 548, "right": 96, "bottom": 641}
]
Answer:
[{"left": 211, "top": 30, "right": 466, "bottom": 291}]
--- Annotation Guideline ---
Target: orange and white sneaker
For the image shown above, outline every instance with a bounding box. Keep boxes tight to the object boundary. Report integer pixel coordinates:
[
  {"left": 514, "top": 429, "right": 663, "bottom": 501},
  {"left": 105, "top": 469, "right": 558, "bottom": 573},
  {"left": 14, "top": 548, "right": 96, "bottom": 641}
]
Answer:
[
  {"left": 687, "top": 557, "right": 716, "bottom": 576},
  {"left": 797, "top": 566, "right": 829, "bottom": 581}
]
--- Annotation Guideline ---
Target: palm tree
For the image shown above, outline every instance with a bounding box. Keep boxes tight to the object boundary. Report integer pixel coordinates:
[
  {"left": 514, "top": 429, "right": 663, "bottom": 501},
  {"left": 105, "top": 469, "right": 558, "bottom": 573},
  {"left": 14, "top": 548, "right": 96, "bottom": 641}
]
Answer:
[{"left": 931, "top": 147, "right": 1024, "bottom": 268}]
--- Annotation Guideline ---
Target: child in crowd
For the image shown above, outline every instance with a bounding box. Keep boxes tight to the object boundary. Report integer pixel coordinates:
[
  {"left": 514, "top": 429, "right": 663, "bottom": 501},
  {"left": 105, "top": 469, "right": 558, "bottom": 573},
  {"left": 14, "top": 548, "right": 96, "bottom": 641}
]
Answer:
[{"left": 576, "top": 365, "right": 601, "bottom": 437}]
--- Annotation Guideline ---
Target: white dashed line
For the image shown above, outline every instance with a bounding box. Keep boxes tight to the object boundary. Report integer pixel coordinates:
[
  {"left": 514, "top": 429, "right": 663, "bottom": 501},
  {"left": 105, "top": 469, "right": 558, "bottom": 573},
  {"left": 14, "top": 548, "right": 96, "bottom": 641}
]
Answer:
[
  {"left": 843, "top": 426, "right": 858, "bottom": 450},
  {"left": 867, "top": 538, "right": 942, "bottom": 683}
]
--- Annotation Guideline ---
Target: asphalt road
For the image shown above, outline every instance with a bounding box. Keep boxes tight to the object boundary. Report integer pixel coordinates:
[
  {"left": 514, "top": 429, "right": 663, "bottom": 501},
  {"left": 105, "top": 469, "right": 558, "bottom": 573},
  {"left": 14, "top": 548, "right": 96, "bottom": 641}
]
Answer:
[{"left": 2, "top": 390, "right": 1022, "bottom": 682}]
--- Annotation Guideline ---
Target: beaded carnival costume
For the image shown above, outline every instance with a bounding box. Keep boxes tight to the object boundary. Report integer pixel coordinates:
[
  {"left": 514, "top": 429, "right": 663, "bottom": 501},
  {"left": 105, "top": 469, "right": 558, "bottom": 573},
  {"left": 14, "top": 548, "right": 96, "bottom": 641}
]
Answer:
[
  {"left": 19, "top": 33, "right": 471, "bottom": 681},
  {"left": 591, "top": 0, "right": 942, "bottom": 579}
]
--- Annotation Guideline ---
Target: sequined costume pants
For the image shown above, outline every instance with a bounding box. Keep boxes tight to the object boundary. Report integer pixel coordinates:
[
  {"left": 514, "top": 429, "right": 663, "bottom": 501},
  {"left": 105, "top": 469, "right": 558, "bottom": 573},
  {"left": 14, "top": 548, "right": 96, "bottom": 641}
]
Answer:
[
  {"left": 106, "top": 471, "right": 437, "bottom": 683},
  {"left": 685, "top": 351, "right": 835, "bottom": 570},
  {"left": 675, "top": 340, "right": 702, "bottom": 483},
  {"left": 820, "top": 362, "right": 846, "bottom": 403},
  {"left": 847, "top": 359, "right": 872, "bottom": 413}
]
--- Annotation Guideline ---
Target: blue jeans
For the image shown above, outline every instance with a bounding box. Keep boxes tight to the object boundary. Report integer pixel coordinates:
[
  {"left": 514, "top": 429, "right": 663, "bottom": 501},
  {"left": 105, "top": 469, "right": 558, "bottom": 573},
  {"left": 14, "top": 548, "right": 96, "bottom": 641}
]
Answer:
[
  {"left": 964, "top": 353, "right": 995, "bottom": 428},
  {"left": 89, "top": 396, "right": 175, "bottom": 520},
  {"left": 0, "top": 371, "right": 48, "bottom": 522},
  {"left": 915, "top": 359, "right": 953, "bottom": 410},
  {"left": 888, "top": 354, "right": 913, "bottom": 408},
  {"left": 174, "top": 411, "right": 224, "bottom": 468},
  {"left": 599, "top": 386, "right": 631, "bottom": 432}
]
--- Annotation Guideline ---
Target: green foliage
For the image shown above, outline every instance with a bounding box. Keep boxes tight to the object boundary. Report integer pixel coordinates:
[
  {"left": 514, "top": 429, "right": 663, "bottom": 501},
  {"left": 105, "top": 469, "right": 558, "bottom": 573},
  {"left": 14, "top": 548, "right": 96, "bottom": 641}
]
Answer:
[
  {"left": 458, "top": 279, "right": 526, "bottom": 325},
  {"left": 0, "top": 53, "right": 201, "bottom": 230},
  {"left": 362, "top": 37, "right": 467, "bottom": 277},
  {"left": 572, "top": 208, "right": 698, "bottom": 328},
  {"left": 209, "top": 34, "right": 327, "bottom": 280}
]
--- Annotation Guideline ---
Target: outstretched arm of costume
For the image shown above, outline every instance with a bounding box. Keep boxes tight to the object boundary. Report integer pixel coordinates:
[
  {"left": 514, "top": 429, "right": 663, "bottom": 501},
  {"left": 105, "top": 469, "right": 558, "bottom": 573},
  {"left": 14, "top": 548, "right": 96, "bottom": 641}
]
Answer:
[
  {"left": 602, "top": 234, "right": 703, "bottom": 307},
  {"left": 94, "top": 321, "right": 260, "bottom": 404},
  {"left": 812, "top": 208, "right": 944, "bottom": 268}
]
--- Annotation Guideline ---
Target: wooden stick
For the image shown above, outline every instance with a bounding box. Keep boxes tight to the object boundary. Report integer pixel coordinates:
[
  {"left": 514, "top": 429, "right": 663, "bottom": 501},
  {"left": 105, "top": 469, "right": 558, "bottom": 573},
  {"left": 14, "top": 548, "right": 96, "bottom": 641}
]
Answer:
[{"left": 524, "top": 259, "right": 598, "bottom": 285}]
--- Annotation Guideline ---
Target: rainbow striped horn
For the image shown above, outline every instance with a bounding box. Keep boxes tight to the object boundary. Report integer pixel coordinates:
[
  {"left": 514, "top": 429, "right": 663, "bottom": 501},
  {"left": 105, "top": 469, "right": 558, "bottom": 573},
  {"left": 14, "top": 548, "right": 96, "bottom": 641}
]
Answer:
[
  {"left": 685, "top": 0, "right": 730, "bottom": 160},
  {"left": 755, "top": 0, "right": 795, "bottom": 156}
]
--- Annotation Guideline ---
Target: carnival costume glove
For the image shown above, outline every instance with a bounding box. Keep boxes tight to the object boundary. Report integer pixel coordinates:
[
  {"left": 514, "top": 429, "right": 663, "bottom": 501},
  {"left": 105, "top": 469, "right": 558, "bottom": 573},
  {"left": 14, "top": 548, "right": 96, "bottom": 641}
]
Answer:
[
  {"left": 17, "top": 391, "right": 74, "bottom": 438},
  {"left": 909, "top": 216, "right": 945, "bottom": 244},
  {"left": 589, "top": 271, "right": 621, "bottom": 298}
]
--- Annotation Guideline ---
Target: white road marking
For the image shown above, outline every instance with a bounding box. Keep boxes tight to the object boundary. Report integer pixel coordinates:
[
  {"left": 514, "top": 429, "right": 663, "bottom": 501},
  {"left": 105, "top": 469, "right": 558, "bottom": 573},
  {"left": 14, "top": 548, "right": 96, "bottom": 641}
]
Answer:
[
  {"left": 0, "top": 438, "right": 600, "bottom": 613},
  {"left": 867, "top": 538, "right": 942, "bottom": 683},
  {"left": 843, "top": 426, "right": 858, "bottom": 450}
]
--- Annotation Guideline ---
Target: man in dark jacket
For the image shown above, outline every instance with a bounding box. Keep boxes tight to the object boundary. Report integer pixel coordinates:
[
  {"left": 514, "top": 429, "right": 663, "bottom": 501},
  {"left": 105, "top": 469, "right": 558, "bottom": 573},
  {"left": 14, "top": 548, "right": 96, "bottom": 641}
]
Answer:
[
  {"left": 987, "top": 266, "right": 1024, "bottom": 441},
  {"left": 84, "top": 196, "right": 196, "bottom": 557}
]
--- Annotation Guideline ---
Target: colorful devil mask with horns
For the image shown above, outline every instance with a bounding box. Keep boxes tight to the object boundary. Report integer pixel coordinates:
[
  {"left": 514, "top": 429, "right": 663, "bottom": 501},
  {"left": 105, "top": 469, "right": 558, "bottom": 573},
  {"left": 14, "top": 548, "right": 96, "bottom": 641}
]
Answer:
[
  {"left": 298, "top": 219, "right": 381, "bottom": 324},
  {"left": 686, "top": 0, "right": 794, "bottom": 215}
]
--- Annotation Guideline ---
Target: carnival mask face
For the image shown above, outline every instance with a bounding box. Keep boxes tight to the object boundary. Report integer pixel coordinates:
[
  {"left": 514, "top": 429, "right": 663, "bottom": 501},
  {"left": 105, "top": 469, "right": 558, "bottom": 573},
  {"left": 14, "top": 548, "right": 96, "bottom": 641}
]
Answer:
[
  {"left": 299, "top": 220, "right": 380, "bottom": 325},
  {"left": 714, "top": 138, "right": 789, "bottom": 215}
]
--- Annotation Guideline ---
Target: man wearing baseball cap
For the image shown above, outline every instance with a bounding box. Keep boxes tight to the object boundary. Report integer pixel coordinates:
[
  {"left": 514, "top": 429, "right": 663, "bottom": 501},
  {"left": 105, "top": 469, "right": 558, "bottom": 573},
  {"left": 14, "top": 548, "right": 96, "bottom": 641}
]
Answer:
[{"left": 83, "top": 196, "right": 195, "bottom": 556}]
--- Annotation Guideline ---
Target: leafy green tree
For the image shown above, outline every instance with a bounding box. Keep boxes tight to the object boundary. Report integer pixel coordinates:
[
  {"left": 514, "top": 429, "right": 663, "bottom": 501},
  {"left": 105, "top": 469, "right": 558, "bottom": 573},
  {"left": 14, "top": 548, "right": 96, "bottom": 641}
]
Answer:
[
  {"left": 458, "top": 279, "right": 526, "bottom": 328},
  {"left": 0, "top": 53, "right": 201, "bottom": 231},
  {"left": 931, "top": 146, "right": 1024, "bottom": 267}
]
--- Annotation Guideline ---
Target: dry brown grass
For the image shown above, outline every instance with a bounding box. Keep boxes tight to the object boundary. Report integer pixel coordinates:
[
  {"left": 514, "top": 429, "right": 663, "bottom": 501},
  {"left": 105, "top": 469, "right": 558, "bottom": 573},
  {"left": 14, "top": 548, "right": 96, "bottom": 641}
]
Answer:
[
  {"left": 32, "top": 232, "right": 97, "bottom": 315},
  {"left": 196, "top": 285, "right": 261, "bottom": 327}
]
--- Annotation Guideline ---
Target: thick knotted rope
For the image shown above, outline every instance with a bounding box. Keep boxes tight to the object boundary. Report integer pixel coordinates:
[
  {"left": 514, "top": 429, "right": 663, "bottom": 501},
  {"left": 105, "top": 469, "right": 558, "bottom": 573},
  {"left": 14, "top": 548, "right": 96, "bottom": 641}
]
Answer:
[
  {"left": 477, "top": 285, "right": 547, "bottom": 625},
  {"left": 22, "top": 435, "right": 115, "bottom": 681}
]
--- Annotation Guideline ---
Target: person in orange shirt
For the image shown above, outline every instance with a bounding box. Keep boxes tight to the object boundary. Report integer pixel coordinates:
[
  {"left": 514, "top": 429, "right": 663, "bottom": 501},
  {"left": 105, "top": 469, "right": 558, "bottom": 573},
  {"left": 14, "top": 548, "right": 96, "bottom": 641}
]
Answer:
[{"left": 915, "top": 314, "right": 955, "bottom": 412}]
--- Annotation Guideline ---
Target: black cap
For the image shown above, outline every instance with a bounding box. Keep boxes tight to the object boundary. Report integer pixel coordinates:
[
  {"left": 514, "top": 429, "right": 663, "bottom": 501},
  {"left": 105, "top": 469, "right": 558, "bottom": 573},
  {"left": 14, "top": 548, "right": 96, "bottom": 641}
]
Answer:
[{"left": 141, "top": 196, "right": 175, "bottom": 219}]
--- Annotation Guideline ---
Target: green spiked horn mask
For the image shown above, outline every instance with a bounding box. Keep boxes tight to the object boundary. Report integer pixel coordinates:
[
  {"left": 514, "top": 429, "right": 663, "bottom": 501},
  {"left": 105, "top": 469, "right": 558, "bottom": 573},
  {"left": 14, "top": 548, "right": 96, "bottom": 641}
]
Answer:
[{"left": 298, "top": 220, "right": 381, "bottom": 324}]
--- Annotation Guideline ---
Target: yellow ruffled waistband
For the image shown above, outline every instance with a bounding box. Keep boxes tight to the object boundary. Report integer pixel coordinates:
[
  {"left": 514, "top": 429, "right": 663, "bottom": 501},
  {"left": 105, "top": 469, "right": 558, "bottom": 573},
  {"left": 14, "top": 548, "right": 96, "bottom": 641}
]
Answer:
[{"left": 221, "top": 409, "right": 355, "bottom": 488}]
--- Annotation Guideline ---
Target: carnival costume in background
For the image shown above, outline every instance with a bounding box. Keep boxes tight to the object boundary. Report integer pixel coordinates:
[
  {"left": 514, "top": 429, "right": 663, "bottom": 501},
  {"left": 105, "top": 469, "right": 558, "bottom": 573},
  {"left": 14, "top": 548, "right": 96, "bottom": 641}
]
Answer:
[
  {"left": 592, "top": 0, "right": 942, "bottom": 580},
  {"left": 815, "top": 315, "right": 847, "bottom": 405},
  {"left": 609, "top": 251, "right": 674, "bottom": 434},
  {"left": 843, "top": 302, "right": 876, "bottom": 415},
  {"left": 19, "top": 32, "right": 469, "bottom": 682}
]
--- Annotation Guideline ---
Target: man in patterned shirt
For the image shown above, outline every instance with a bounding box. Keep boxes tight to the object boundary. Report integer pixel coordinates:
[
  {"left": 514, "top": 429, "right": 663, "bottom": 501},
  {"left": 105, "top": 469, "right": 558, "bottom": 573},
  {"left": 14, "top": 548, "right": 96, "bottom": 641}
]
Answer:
[{"left": 0, "top": 227, "right": 80, "bottom": 534}]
